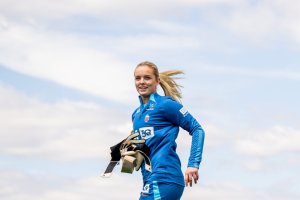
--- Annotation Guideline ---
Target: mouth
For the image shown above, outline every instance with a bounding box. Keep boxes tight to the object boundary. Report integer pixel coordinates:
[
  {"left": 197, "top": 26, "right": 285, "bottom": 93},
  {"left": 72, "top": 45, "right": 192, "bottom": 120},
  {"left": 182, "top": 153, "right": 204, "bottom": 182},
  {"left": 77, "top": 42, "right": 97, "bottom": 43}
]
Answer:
[{"left": 138, "top": 86, "right": 148, "bottom": 92}]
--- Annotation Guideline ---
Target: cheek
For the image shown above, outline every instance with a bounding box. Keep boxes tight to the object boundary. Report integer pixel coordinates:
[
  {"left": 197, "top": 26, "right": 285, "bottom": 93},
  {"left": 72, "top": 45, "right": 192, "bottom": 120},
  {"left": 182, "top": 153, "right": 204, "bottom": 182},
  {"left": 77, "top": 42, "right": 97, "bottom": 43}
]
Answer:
[
  {"left": 148, "top": 81, "right": 155, "bottom": 87},
  {"left": 150, "top": 81, "right": 158, "bottom": 89},
  {"left": 134, "top": 80, "right": 139, "bottom": 86}
]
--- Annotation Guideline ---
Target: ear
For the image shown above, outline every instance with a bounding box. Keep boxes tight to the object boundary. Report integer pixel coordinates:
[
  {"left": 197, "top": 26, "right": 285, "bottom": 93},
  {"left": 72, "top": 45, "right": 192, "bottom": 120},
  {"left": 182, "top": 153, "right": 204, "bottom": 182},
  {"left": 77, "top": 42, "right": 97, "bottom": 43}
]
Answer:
[{"left": 155, "top": 78, "right": 160, "bottom": 88}]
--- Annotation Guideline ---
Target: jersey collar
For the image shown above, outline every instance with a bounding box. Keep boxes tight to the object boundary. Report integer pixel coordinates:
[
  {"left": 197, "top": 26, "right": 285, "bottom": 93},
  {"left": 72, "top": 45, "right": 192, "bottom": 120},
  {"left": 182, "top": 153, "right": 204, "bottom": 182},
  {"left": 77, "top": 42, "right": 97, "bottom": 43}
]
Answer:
[{"left": 138, "top": 93, "right": 158, "bottom": 111}]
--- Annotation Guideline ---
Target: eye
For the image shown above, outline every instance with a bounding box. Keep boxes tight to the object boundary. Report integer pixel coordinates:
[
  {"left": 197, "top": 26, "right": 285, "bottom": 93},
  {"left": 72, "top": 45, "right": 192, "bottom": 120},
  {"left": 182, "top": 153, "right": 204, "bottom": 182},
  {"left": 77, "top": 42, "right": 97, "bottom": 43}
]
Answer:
[{"left": 135, "top": 76, "right": 141, "bottom": 81}]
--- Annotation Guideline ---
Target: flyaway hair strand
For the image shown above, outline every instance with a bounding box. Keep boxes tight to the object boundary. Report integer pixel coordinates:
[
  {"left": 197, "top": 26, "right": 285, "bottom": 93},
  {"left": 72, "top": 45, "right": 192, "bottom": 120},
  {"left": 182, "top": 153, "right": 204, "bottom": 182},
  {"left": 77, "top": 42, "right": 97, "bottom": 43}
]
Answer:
[{"left": 159, "top": 70, "right": 184, "bottom": 102}]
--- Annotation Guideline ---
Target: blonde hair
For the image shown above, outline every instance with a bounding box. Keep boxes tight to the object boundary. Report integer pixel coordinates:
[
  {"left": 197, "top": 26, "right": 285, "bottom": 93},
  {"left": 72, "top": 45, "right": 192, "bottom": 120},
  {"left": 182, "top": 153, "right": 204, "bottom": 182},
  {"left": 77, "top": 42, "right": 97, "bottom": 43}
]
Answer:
[{"left": 136, "top": 61, "right": 184, "bottom": 102}]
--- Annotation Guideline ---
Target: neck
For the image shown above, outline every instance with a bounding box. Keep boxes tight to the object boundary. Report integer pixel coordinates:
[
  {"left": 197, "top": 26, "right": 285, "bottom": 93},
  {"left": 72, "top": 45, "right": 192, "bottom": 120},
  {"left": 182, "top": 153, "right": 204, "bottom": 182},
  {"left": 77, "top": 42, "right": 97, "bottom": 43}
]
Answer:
[
  {"left": 141, "top": 96, "right": 149, "bottom": 104},
  {"left": 140, "top": 92, "right": 156, "bottom": 104}
]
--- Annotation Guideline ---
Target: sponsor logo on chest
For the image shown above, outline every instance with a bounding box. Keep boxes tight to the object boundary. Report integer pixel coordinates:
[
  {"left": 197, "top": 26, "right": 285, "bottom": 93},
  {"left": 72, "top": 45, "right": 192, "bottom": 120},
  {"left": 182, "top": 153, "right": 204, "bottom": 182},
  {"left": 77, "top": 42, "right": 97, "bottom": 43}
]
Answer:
[{"left": 139, "top": 127, "right": 154, "bottom": 140}]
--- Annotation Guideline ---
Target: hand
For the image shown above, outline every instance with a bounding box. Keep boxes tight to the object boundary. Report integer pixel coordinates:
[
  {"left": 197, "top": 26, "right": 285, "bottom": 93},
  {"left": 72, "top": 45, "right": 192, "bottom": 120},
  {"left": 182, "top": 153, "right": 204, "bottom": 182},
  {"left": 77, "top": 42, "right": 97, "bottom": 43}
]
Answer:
[
  {"left": 184, "top": 167, "right": 199, "bottom": 187},
  {"left": 121, "top": 132, "right": 145, "bottom": 149}
]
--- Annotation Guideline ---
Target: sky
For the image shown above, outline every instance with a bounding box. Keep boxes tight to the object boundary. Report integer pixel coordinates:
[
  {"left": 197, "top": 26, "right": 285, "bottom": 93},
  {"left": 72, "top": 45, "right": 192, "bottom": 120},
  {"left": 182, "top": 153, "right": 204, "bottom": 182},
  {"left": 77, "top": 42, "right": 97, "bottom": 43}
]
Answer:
[{"left": 0, "top": 0, "right": 299, "bottom": 199}]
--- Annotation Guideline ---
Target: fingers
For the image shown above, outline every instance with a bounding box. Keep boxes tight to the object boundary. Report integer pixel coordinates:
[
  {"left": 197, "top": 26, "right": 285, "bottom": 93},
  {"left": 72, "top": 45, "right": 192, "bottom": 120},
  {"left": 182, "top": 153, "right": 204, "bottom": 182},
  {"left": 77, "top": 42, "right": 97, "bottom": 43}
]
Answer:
[
  {"left": 184, "top": 172, "right": 190, "bottom": 187},
  {"left": 185, "top": 168, "right": 199, "bottom": 187},
  {"left": 192, "top": 171, "right": 198, "bottom": 184},
  {"left": 189, "top": 174, "right": 193, "bottom": 187},
  {"left": 122, "top": 133, "right": 144, "bottom": 146},
  {"left": 127, "top": 139, "right": 145, "bottom": 145},
  {"left": 185, "top": 172, "right": 193, "bottom": 187},
  {"left": 121, "top": 132, "right": 145, "bottom": 150},
  {"left": 125, "top": 132, "right": 140, "bottom": 141}
]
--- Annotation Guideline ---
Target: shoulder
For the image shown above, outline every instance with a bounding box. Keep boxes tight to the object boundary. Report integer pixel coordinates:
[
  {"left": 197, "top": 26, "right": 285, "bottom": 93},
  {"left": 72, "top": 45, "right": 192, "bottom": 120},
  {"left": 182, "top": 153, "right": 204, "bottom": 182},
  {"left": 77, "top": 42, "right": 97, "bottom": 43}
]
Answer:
[
  {"left": 157, "top": 95, "right": 183, "bottom": 113},
  {"left": 132, "top": 107, "right": 140, "bottom": 119},
  {"left": 160, "top": 95, "right": 181, "bottom": 106},
  {"left": 154, "top": 93, "right": 175, "bottom": 103}
]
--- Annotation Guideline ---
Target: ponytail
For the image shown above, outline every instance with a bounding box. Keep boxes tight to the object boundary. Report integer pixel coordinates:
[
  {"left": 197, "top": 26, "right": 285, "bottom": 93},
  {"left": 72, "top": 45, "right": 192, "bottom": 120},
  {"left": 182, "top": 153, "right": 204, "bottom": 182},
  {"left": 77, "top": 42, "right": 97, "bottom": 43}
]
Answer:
[{"left": 159, "top": 70, "right": 184, "bottom": 102}]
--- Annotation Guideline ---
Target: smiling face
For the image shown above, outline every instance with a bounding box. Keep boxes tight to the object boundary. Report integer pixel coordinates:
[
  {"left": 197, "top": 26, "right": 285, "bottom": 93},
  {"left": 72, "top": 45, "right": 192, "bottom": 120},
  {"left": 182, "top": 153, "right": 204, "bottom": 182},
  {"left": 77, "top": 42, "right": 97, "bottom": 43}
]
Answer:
[{"left": 134, "top": 65, "right": 160, "bottom": 104}]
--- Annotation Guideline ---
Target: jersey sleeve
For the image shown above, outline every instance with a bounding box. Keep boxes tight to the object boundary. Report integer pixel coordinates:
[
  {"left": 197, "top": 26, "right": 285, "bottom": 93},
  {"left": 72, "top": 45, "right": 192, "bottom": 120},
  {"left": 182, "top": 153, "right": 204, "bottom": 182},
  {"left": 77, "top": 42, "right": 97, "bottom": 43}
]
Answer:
[
  {"left": 132, "top": 107, "right": 139, "bottom": 122},
  {"left": 161, "top": 98, "right": 205, "bottom": 168}
]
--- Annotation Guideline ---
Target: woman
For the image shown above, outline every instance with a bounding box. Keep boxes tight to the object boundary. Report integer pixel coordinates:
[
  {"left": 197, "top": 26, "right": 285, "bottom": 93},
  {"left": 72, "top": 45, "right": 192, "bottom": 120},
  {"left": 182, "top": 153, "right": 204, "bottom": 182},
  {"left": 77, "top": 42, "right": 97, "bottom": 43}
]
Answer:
[{"left": 132, "top": 61, "right": 205, "bottom": 200}]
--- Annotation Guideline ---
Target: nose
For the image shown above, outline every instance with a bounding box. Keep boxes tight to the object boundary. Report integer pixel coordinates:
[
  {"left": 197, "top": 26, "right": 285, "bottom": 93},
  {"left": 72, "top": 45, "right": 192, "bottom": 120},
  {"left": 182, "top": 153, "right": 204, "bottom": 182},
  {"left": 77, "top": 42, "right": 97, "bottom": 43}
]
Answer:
[{"left": 139, "top": 78, "right": 145, "bottom": 84}]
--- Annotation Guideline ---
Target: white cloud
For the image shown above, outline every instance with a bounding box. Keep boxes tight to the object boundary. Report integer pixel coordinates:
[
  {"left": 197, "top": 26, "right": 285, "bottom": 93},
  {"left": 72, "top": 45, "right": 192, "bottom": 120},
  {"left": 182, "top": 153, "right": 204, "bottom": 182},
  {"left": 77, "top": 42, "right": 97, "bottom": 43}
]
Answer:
[
  {"left": 1, "top": 0, "right": 300, "bottom": 47},
  {"left": 0, "top": 170, "right": 142, "bottom": 200},
  {"left": 0, "top": 84, "right": 132, "bottom": 160},
  {"left": 242, "top": 158, "right": 265, "bottom": 171},
  {"left": 199, "top": 122, "right": 230, "bottom": 148},
  {"left": 219, "top": 0, "right": 300, "bottom": 43},
  {"left": 0, "top": 16, "right": 210, "bottom": 104},
  {"left": 222, "top": 1, "right": 277, "bottom": 40},
  {"left": 2, "top": 169, "right": 298, "bottom": 200},
  {"left": 0, "top": 17, "right": 136, "bottom": 103},
  {"left": 192, "top": 64, "right": 300, "bottom": 81},
  {"left": 1, "top": 0, "right": 300, "bottom": 105},
  {"left": 235, "top": 126, "right": 300, "bottom": 157},
  {"left": 0, "top": 0, "right": 240, "bottom": 19},
  {"left": 185, "top": 183, "right": 257, "bottom": 200}
]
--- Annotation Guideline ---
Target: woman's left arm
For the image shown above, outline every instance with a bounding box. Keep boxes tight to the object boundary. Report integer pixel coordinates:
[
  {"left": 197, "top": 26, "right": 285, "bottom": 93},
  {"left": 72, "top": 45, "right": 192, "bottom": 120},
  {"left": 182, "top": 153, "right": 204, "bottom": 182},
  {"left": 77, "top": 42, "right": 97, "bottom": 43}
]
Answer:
[
  {"left": 162, "top": 99, "right": 205, "bottom": 187},
  {"left": 185, "top": 127, "right": 205, "bottom": 187}
]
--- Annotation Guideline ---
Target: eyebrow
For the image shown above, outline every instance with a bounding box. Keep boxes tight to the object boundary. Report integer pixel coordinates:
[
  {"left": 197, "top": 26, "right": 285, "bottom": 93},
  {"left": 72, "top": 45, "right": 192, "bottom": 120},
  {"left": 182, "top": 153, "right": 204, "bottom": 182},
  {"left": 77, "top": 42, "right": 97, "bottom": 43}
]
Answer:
[{"left": 135, "top": 74, "right": 152, "bottom": 77}]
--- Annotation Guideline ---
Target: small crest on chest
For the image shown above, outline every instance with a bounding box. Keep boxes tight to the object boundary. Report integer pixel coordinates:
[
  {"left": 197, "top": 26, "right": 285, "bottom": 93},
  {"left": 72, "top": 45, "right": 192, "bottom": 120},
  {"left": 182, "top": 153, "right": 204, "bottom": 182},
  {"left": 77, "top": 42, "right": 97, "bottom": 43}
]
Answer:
[{"left": 144, "top": 114, "right": 150, "bottom": 122}]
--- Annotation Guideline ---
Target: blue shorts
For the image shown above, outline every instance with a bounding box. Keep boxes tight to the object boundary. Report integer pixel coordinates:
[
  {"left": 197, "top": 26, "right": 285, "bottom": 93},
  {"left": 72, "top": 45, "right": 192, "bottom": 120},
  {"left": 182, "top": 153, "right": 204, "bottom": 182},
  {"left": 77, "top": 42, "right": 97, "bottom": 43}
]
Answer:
[{"left": 139, "top": 181, "right": 184, "bottom": 200}]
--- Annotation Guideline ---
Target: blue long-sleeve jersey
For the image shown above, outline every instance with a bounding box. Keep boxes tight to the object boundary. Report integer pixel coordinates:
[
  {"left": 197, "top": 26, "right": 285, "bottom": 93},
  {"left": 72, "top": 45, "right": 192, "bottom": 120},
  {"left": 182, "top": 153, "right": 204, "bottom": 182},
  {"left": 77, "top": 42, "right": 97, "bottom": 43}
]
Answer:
[{"left": 132, "top": 93, "right": 205, "bottom": 186}]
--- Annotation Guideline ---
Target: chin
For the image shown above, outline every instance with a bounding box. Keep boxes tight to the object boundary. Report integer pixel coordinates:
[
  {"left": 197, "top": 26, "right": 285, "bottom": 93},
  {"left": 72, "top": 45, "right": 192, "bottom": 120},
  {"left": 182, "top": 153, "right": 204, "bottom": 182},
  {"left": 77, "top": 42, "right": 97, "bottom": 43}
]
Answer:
[
  {"left": 139, "top": 91, "right": 148, "bottom": 96},
  {"left": 140, "top": 93, "right": 150, "bottom": 97}
]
